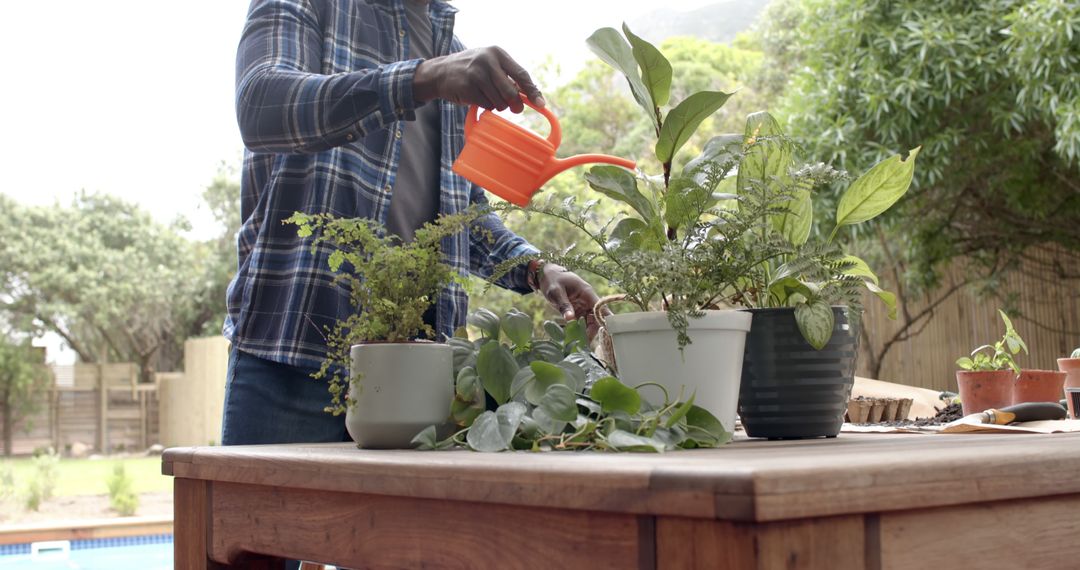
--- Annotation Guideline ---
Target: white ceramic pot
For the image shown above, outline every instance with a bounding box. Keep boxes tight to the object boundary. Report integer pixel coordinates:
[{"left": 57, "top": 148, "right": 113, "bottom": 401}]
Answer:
[
  {"left": 346, "top": 342, "right": 453, "bottom": 449},
  {"left": 604, "top": 310, "right": 752, "bottom": 433}
]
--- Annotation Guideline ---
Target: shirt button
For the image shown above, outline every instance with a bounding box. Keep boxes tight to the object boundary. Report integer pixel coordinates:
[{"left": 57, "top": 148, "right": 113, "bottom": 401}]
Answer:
[
  {"left": 395, "top": 130, "right": 402, "bottom": 139},
  {"left": 399, "top": 29, "right": 406, "bottom": 38},
  {"left": 345, "top": 133, "right": 355, "bottom": 142},
  {"left": 395, "top": 106, "right": 404, "bottom": 115},
  {"left": 384, "top": 184, "right": 392, "bottom": 192}
]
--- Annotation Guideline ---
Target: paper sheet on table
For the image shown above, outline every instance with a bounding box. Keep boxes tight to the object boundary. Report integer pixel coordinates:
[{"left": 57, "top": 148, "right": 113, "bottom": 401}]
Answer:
[
  {"left": 937, "top": 419, "right": 1080, "bottom": 434},
  {"left": 842, "top": 420, "right": 1080, "bottom": 434}
]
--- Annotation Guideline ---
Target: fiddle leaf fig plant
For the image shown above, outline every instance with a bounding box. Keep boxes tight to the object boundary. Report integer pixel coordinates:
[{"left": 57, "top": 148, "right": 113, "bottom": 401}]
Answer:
[
  {"left": 956, "top": 310, "right": 1029, "bottom": 373},
  {"left": 498, "top": 24, "right": 777, "bottom": 349},
  {"left": 413, "top": 308, "right": 730, "bottom": 452},
  {"left": 285, "top": 208, "right": 482, "bottom": 415}
]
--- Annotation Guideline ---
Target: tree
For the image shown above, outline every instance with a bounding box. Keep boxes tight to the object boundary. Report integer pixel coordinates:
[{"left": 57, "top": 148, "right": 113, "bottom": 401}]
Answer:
[
  {"left": 0, "top": 336, "right": 50, "bottom": 456},
  {"left": 0, "top": 193, "right": 221, "bottom": 381},
  {"left": 756, "top": 0, "right": 1080, "bottom": 375}
]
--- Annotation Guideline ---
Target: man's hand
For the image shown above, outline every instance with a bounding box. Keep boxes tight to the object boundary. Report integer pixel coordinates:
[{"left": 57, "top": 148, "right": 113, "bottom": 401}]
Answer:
[
  {"left": 533, "top": 262, "right": 607, "bottom": 341},
  {"left": 413, "top": 47, "right": 544, "bottom": 113}
]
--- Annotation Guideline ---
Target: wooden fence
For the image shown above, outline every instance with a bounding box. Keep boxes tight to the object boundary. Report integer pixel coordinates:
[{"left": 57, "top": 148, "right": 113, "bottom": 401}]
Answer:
[
  {"left": 3, "top": 337, "right": 230, "bottom": 456},
  {"left": 858, "top": 246, "right": 1080, "bottom": 393},
  {"left": 4, "top": 363, "right": 159, "bottom": 456}
]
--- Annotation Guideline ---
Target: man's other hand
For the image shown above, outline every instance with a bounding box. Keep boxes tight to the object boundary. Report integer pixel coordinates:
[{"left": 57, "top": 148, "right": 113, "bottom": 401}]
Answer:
[
  {"left": 414, "top": 47, "right": 544, "bottom": 113},
  {"left": 536, "top": 263, "right": 607, "bottom": 341}
]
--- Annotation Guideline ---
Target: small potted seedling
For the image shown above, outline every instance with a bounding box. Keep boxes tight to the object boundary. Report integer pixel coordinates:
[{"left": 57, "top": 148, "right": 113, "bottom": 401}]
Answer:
[
  {"left": 1058, "top": 348, "right": 1080, "bottom": 418},
  {"left": 287, "top": 209, "right": 479, "bottom": 449},
  {"left": 955, "top": 310, "right": 1026, "bottom": 416}
]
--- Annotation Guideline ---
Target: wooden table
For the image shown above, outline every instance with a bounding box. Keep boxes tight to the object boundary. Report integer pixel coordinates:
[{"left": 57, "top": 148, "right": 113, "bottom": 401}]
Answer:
[{"left": 163, "top": 433, "right": 1080, "bottom": 569}]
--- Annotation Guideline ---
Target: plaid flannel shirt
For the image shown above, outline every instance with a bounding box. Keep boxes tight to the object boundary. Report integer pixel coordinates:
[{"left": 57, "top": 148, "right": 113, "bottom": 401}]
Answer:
[{"left": 224, "top": 0, "right": 537, "bottom": 371}]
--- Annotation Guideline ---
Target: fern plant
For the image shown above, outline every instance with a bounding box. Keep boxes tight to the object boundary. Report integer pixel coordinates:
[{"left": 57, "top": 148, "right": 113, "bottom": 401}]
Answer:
[{"left": 285, "top": 208, "right": 484, "bottom": 415}]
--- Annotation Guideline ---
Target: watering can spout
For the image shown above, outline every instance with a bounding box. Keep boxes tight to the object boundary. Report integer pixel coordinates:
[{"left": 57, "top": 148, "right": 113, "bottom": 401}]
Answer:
[{"left": 540, "top": 154, "right": 637, "bottom": 186}]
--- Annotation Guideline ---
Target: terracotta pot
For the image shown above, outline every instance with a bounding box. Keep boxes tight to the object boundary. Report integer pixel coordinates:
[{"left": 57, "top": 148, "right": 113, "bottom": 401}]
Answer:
[
  {"left": 1013, "top": 369, "right": 1067, "bottom": 406},
  {"left": 956, "top": 370, "right": 1014, "bottom": 416},
  {"left": 1058, "top": 358, "right": 1080, "bottom": 418}
]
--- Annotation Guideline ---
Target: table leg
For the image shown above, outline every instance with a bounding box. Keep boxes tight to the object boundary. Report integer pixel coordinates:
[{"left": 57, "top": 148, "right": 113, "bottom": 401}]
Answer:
[{"left": 174, "top": 477, "right": 288, "bottom": 569}]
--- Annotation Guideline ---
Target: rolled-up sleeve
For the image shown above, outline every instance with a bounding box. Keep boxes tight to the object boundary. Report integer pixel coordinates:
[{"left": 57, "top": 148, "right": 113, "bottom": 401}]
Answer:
[
  {"left": 467, "top": 184, "right": 538, "bottom": 294},
  {"left": 235, "top": 0, "right": 421, "bottom": 154}
]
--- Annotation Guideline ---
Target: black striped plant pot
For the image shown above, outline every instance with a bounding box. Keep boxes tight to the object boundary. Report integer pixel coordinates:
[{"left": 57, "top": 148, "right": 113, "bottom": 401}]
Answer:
[{"left": 738, "top": 307, "right": 858, "bottom": 439}]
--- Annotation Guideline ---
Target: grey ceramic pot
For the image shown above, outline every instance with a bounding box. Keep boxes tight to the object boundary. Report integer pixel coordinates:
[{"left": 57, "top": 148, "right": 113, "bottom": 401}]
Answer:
[{"left": 737, "top": 307, "right": 858, "bottom": 439}]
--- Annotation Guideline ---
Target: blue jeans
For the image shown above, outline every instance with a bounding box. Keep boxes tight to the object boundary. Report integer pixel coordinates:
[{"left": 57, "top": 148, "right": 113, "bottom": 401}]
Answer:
[{"left": 222, "top": 347, "right": 350, "bottom": 446}]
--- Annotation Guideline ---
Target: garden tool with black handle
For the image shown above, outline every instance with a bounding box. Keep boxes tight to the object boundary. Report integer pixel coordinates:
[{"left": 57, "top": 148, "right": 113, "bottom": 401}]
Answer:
[{"left": 944, "top": 402, "right": 1067, "bottom": 429}]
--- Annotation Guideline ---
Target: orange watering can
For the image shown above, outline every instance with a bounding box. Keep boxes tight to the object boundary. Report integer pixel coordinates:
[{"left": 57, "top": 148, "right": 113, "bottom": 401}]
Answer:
[{"left": 453, "top": 94, "right": 637, "bottom": 206}]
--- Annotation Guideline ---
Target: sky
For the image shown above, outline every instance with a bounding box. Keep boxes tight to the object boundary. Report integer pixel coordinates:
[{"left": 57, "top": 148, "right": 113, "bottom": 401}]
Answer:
[{"left": 0, "top": 0, "right": 728, "bottom": 240}]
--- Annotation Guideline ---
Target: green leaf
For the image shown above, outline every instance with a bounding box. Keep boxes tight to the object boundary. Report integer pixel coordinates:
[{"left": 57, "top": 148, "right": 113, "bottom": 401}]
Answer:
[
  {"left": 835, "top": 147, "right": 921, "bottom": 228},
  {"left": 467, "top": 308, "right": 501, "bottom": 340},
  {"left": 448, "top": 338, "right": 476, "bottom": 374},
  {"left": 501, "top": 308, "right": 532, "bottom": 347},
  {"left": 623, "top": 23, "right": 671, "bottom": 109},
  {"left": 543, "top": 320, "right": 565, "bottom": 343},
  {"left": 590, "top": 377, "right": 641, "bottom": 415},
  {"left": 510, "top": 367, "right": 535, "bottom": 402},
  {"left": 466, "top": 402, "right": 526, "bottom": 452},
  {"left": 563, "top": 319, "right": 588, "bottom": 353},
  {"left": 530, "top": 340, "right": 564, "bottom": 364},
  {"left": 586, "top": 27, "right": 658, "bottom": 130},
  {"left": 772, "top": 184, "right": 813, "bottom": 246},
  {"left": 737, "top": 112, "right": 791, "bottom": 198},
  {"left": 539, "top": 384, "right": 578, "bottom": 422},
  {"left": 476, "top": 342, "right": 518, "bottom": 405},
  {"left": 565, "top": 352, "right": 611, "bottom": 387},
  {"left": 865, "top": 281, "right": 897, "bottom": 320},
  {"left": 607, "top": 429, "right": 666, "bottom": 453},
  {"left": 451, "top": 366, "right": 485, "bottom": 427},
  {"left": 585, "top": 166, "right": 652, "bottom": 221},
  {"left": 410, "top": 425, "right": 438, "bottom": 450},
  {"left": 664, "top": 392, "right": 696, "bottom": 428},
  {"left": 664, "top": 178, "right": 711, "bottom": 231},
  {"left": 767, "top": 276, "right": 814, "bottom": 307},
  {"left": 840, "top": 255, "right": 880, "bottom": 285},
  {"left": 656, "top": 91, "right": 734, "bottom": 164},
  {"left": 607, "top": 218, "right": 657, "bottom": 253},
  {"left": 327, "top": 250, "right": 345, "bottom": 272},
  {"left": 557, "top": 360, "right": 587, "bottom": 392},
  {"left": 525, "top": 360, "right": 567, "bottom": 405},
  {"left": 683, "top": 134, "right": 742, "bottom": 176},
  {"left": 685, "top": 405, "right": 730, "bottom": 447},
  {"left": 795, "top": 299, "right": 835, "bottom": 350},
  {"left": 956, "top": 356, "right": 975, "bottom": 370},
  {"left": 531, "top": 407, "right": 567, "bottom": 435}
]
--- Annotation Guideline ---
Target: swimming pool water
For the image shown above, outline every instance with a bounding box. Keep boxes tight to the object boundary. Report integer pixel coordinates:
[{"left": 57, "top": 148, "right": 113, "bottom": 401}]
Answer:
[{"left": 0, "top": 534, "right": 172, "bottom": 569}]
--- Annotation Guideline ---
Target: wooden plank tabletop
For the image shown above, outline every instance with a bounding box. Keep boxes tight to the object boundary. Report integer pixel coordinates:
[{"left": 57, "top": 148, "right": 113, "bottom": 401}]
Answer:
[{"left": 163, "top": 432, "right": 1080, "bottom": 523}]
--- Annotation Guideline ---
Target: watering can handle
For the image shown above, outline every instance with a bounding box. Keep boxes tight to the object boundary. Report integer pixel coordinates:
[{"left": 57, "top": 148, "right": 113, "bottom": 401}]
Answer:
[{"left": 464, "top": 93, "right": 562, "bottom": 149}]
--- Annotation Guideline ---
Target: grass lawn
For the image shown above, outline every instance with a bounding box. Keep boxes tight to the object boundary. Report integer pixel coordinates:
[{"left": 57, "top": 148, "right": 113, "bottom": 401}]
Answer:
[{"left": 1, "top": 456, "right": 172, "bottom": 497}]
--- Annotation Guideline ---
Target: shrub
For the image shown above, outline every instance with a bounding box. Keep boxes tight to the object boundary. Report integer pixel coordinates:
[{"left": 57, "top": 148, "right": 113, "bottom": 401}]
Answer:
[
  {"left": 23, "top": 449, "right": 59, "bottom": 510},
  {"left": 106, "top": 463, "right": 139, "bottom": 516}
]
